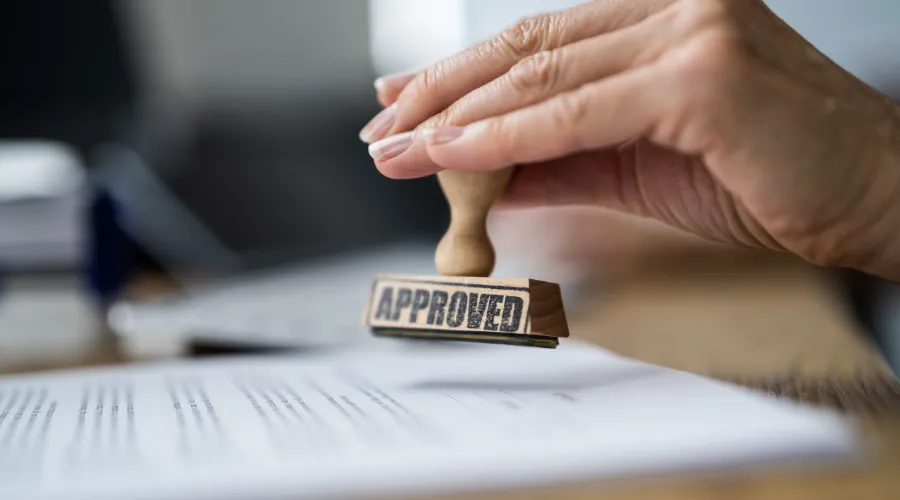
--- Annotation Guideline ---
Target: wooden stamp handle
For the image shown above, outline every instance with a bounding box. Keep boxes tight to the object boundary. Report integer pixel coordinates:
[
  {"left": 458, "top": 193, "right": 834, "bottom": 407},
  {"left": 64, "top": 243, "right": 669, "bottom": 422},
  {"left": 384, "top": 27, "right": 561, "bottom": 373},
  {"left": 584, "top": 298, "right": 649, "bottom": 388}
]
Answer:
[{"left": 435, "top": 168, "right": 514, "bottom": 277}]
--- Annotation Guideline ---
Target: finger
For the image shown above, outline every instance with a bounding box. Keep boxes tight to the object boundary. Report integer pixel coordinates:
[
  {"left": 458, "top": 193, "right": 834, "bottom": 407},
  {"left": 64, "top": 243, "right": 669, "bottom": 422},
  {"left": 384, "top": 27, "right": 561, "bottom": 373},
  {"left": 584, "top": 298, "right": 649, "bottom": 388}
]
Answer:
[
  {"left": 369, "top": 4, "right": 679, "bottom": 178},
  {"left": 369, "top": 66, "right": 662, "bottom": 178},
  {"left": 361, "top": 0, "right": 674, "bottom": 143},
  {"left": 375, "top": 70, "right": 417, "bottom": 108},
  {"left": 421, "top": 65, "right": 668, "bottom": 173},
  {"left": 429, "top": 8, "right": 678, "bottom": 133}
]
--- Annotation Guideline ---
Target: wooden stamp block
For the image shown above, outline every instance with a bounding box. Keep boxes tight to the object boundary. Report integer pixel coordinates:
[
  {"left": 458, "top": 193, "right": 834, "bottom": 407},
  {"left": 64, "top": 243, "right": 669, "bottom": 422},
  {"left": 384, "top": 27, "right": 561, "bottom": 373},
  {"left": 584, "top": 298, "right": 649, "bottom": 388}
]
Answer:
[
  {"left": 362, "top": 274, "right": 569, "bottom": 348},
  {"left": 364, "top": 162, "right": 571, "bottom": 348}
]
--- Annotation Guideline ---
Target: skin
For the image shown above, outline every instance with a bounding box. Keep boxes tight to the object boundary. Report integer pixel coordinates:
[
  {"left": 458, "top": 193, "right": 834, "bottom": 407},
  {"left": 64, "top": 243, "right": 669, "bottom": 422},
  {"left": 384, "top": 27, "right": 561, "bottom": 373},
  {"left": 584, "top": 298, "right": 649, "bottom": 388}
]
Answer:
[{"left": 360, "top": 0, "right": 900, "bottom": 283}]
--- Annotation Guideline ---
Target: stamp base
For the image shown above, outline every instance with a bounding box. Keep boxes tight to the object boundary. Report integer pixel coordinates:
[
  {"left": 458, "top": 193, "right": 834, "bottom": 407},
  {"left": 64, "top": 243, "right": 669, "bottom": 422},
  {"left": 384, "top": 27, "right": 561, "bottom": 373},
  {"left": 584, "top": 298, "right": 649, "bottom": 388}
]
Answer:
[
  {"left": 362, "top": 273, "right": 569, "bottom": 349},
  {"left": 371, "top": 328, "right": 560, "bottom": 348}
]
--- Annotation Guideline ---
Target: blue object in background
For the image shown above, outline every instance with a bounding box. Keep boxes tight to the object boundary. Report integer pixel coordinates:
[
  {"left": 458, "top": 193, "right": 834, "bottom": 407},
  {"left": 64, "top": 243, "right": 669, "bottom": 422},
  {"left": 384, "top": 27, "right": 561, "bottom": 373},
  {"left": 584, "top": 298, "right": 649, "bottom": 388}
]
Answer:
[{"left": 84, "top": 185, "right": 135, "bottom": 308}]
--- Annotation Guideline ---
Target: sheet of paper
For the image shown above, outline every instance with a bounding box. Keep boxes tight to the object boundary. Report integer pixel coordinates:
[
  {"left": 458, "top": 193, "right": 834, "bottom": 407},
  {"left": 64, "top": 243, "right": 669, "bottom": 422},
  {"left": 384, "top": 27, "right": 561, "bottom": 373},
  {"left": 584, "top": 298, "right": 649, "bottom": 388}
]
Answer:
[{"left": 0, "top": 339, "right": 860, "bottom": 500}]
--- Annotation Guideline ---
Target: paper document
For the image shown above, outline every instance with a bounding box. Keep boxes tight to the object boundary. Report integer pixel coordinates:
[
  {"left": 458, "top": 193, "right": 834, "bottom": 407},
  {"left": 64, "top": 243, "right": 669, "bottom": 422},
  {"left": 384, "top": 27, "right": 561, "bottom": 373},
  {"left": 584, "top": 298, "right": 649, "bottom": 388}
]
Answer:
[
  {"left": 0, "top": 339, "right": 859, "bottom": 500},
  {"left": 108, "top": 243, "right": 591, "bottom": 356}
]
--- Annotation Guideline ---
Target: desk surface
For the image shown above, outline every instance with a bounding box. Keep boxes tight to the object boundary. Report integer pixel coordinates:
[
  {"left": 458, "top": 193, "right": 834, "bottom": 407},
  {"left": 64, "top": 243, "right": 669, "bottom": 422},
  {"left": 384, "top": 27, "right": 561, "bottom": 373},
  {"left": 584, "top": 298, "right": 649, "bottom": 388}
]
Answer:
[
  {"left": 448, "top": 251, "right": 900, "bottom": 500},
  {"left": 1, "top": 249, "right": 898, "bottom": 499}
]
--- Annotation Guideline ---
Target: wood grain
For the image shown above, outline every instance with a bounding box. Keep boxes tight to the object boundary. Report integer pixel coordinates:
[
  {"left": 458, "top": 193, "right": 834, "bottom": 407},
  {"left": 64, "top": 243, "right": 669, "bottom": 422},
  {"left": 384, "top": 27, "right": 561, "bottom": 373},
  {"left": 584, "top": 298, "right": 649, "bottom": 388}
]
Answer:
[
  {"left": 561, "top": 251, "right": 898, "bottom": 413},
  {"left": 435, "top": 168, "right": 514, "bottom": 277},
  {"left": 527, "top": 279, "right": 570, "bottom": 339}
]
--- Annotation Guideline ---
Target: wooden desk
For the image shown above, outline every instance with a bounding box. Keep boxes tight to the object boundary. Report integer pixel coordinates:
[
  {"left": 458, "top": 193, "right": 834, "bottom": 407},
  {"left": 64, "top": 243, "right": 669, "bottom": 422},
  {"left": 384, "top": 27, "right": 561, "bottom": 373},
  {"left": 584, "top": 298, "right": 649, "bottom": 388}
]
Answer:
[
  {"left": 443, "top": 250, "right": 900, "bottom": 500},
  {"left": 1, "top": 250, "right": 898, "bottom": 499}
]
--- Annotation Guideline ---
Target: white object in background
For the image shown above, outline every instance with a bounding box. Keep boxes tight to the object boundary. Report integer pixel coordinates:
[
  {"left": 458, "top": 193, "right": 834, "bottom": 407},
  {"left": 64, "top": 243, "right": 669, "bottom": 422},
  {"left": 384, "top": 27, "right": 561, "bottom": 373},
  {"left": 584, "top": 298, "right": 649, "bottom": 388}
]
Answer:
[
  {"left": 0, "top": 338, "right": 860, "bottom": 500},
  {"left": 368, "top": 0, "right": 465, "bottom": 75},
  {"left": 0, "top": 140, "right": 87, "bottom": 269},
  {"left": 0, "top": 141, "right": 85, "bottom": 201},
  {"left": 367, "top": 0, "right": 591, "bottom": 76},
  {"left": 0, "top": 275, "right": 103, "bottom": 366},
  {"left": 462, "top": 0, "right": 589, "bottom": 45}
]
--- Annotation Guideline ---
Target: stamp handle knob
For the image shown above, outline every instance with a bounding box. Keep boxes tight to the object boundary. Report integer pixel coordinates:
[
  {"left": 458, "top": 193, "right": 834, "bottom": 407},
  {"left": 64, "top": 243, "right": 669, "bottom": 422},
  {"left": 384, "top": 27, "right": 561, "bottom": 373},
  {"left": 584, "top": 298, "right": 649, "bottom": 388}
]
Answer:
[{"left": 435, "top": 168, "right": 514, "bottom": 277}]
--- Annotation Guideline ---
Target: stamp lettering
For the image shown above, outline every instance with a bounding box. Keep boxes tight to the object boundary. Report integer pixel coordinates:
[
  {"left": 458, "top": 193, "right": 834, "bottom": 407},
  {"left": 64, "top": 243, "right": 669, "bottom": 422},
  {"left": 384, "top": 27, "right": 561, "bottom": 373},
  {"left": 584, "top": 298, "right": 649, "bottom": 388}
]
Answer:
[
  {"left": 499, "top": 296, "right": 523, "bottom": 332},
  {"left": 446, "top": 291, "right": 467, "bottom": 327},
  {"left": 427, "top": 291, "right": 448, "bottom": 326}
]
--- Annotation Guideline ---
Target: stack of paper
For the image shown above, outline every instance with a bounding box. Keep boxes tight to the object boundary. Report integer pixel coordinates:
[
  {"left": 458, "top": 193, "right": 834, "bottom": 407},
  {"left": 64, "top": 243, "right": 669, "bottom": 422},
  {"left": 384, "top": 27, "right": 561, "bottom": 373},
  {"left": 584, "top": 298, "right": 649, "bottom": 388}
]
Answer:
[
  {"left": 0, "top": 141, "right": 87, "bottom": 270},
  {"left": 0, "top": 339, "right": 860, "bottom": 500}
]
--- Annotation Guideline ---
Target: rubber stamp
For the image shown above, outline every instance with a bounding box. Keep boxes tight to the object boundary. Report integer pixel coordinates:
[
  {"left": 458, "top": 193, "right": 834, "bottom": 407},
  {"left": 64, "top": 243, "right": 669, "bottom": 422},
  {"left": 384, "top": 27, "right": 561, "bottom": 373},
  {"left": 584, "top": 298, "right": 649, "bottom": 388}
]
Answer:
[{"left": 363, "top": 167, "right": 570, "bottom": 348}]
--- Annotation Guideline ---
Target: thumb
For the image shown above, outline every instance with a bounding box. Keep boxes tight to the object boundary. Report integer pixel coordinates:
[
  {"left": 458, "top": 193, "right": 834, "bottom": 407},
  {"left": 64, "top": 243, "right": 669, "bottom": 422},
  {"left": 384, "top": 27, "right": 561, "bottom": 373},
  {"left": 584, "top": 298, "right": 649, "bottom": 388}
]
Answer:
[{"left": 494, "top": 150, "right": 637, "bottom": 214}]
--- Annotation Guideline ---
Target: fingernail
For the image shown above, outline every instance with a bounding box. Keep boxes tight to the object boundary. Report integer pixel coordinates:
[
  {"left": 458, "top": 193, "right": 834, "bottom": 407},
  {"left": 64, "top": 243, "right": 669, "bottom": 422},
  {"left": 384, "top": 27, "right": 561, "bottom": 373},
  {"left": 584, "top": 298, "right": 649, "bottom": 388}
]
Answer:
[
  {"left": 423, "top": 125, "right": 464, "bottom": 145},
  {"left": 359, "top": 103, "right": 397, "bottom": 143},
  {"left": 374, "top": 71, "right": 416, "bottom": 93},
  {"left": 368, "top": 131, "right": 414, "bottom": 161}
]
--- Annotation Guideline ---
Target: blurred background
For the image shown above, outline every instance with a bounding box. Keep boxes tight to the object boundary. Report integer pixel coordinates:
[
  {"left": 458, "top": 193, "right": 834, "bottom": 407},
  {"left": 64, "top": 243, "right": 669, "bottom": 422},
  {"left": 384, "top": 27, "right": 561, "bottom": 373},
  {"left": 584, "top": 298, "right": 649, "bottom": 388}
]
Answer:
[{"left": 1, "top": 0, "right": 900, "bottom": 371}]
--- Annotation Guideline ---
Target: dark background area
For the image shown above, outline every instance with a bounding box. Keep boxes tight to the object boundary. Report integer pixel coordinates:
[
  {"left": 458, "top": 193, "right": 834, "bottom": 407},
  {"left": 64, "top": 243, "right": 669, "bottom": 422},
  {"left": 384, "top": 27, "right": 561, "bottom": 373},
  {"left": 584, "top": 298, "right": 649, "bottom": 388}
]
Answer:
[{"left": 0, "top": 0, "right": 447, "bottom": 271}]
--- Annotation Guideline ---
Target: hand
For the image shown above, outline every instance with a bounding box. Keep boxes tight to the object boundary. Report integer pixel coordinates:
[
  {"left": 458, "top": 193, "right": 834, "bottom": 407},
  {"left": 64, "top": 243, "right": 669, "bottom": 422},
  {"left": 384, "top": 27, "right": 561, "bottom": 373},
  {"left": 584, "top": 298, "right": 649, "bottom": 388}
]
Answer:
[{"left": 360, "top": 0, "right": 900, "bottom": 282}]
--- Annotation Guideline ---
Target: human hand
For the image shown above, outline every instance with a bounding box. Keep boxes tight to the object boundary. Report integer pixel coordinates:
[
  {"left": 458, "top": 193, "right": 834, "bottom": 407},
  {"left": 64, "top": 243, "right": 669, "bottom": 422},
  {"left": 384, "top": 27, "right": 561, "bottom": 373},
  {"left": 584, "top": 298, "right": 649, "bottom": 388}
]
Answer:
[{"left": 360, "top": 0, "right": 900, "bottom": 281}]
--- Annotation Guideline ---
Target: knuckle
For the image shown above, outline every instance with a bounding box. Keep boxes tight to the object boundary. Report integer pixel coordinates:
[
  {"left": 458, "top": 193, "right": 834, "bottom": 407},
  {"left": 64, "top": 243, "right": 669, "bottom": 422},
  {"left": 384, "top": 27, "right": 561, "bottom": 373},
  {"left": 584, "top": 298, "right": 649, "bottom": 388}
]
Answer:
[
  {"left": 670, "top": 28, "right": 746, "bottom": 96},
  {"left": 430, "top": 102, "right": 464, "bottom": 128},
  {"left": 657, "top": 27, "right": 749, "bottom": 147},
  {"left": 497, "top": 14, "right": 558, "bottom": 58},
  {"left": 508, "top": 50, "right": 562, "bottom": 96},
  {"left": 677, "top": 0, "right": 731, "bottom": 31},
  {"left": 552, "top": 93, "right": 590, "bottom": 149},
  {"left": 423, "top": 112, "right": 449, "bottom": 130},
  {"left": 423, "top": 93, "right": 477, "bottom": 129},
  {"left": 411, "top": 61, "right": 451, "bottom": 100}
]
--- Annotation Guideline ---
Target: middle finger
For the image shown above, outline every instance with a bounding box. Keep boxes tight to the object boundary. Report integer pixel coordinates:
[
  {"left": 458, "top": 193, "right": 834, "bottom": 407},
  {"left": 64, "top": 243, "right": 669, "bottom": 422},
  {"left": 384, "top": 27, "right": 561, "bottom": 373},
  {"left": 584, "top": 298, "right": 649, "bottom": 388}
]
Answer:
[{"left": 361, "top": 0, "right": 675, "bottom": 144}]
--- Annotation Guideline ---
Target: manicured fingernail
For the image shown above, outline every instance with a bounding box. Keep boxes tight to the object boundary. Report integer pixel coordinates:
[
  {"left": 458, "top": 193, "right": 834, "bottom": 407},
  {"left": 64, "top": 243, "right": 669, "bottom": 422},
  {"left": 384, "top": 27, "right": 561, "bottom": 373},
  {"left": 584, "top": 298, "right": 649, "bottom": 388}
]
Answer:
[
  {"left": 423, "top": 126, "right": 464, "bottom": 145},
  {"left": 374, "top": 71, "right": 416, "bottom": 93},
  {"left": 359, "top": 103, "right": 397, "bottom": 143},
  {"left": 368, "top": 131, "right": 414, "bottom": 161}
]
